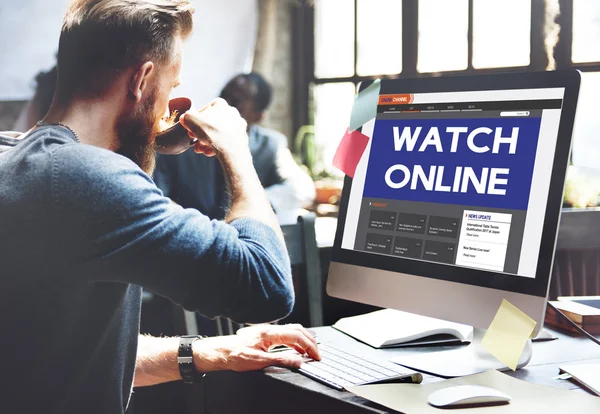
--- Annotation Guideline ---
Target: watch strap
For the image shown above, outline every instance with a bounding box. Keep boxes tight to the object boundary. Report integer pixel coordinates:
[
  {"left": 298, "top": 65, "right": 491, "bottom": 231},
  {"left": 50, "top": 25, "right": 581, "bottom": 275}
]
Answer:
[{"left": 178, "top": 335, "right": 206, "bottom": 384}]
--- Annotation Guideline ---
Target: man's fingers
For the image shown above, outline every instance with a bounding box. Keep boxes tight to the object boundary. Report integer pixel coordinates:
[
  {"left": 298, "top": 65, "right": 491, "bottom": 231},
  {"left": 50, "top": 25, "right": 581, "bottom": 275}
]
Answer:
[
  {"left": 232, "top": 348, "right": 303, "bottom": 371},
  {"left": 241, "top": 324, "right": 321, "bottom": 361},
  {"left": 180, "top": 107, "right": 221, "bottom": 137},
  {"left": 270, "top": 330, "right": 320, "bottom": 361},
  {"left": 272, "top": 324, "right": 319, "bottom": 356},
  {"left": 286, "top": 343, "right": 313, "bottom": 357},
  {"left": 180, "top": 101, "right": 238, "bottom": 138},
  {"left": 193, "top": 137, "right": 211, "bottom": 148},
  {"left": 193, "top": 143, "right": 216, "bottom": 157},
  {"left": 285, "top": 323, "right": 318, "bottom": 346},
  {"left": 262, "top": 350, "right": 303, "bottom": 369},
  {"left": 180, "top": 111, "right": 208, "bottom": 136},
  {"left": 194, "top": 147, "right": 216, "bottom": 157},
  {"left": 211, "top": 97, "right": 228, "bottom": 107},
  {"left": 292, "top": 333, "right": 321, "bottom": 361}
]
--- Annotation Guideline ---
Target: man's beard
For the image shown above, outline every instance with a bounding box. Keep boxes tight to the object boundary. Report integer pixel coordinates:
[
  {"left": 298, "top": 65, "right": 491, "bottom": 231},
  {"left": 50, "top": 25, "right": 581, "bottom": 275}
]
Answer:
[{"left": 116, "top": 89, "right": 160, "bottom": 175}]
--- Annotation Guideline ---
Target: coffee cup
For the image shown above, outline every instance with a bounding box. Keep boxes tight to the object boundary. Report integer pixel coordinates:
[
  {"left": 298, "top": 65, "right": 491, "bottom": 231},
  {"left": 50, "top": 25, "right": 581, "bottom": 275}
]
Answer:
[{"left": 155, "top": 97, "right": 196, "bottom": 155}]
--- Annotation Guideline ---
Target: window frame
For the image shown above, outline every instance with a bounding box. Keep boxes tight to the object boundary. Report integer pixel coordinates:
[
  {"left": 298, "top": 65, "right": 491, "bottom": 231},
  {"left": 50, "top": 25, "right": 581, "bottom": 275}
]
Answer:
[{"left": 291, "top": 0, "right": 600, "bottom": 150}]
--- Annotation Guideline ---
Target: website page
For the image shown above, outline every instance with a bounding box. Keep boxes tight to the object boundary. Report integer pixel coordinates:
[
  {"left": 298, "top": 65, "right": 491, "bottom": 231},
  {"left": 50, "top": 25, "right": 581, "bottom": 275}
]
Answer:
[{"left": 341, "top": 88, "right": 565, "bottom": 278}]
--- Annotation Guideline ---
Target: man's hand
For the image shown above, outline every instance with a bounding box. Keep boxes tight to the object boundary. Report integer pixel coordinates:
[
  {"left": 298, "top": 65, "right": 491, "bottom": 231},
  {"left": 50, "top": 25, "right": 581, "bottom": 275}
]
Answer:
[
  {"left": 180, "top": 98, "right": 248, "bottom": 158},
  {"left": 193, "top": 324, "right": 321, "bottom": 373},
  {"left": 179, "top": 98, "right": 284, "bottom": 239}
]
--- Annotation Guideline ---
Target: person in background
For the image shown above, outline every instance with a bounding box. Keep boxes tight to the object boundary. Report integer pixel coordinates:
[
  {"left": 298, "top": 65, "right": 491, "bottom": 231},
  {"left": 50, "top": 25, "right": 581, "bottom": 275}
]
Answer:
[
  {"left": 154, "top": 72, "right": 315, "bottom": 223},
  {"left": 0, "top": 1, "right": 319, "bottom": 413}
]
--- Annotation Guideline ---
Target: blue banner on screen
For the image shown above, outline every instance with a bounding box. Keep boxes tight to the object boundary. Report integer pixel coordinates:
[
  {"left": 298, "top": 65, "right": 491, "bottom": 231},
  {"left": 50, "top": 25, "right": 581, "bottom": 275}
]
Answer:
[{"left": 363, "top": 118, "right": 541, "bottom": 210}]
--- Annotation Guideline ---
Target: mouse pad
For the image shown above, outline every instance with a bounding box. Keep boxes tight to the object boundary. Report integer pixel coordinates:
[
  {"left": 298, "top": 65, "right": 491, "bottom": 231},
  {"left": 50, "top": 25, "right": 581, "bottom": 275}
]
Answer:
[{"left": 347, "top": 370, "right": 600, "bottom": 413}]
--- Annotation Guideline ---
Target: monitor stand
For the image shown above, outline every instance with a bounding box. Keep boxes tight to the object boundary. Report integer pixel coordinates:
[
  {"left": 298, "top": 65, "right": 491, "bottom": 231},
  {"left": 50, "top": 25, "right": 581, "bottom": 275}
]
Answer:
[{"left": 390, "top": 328, "right": 532, "bottom": 378}]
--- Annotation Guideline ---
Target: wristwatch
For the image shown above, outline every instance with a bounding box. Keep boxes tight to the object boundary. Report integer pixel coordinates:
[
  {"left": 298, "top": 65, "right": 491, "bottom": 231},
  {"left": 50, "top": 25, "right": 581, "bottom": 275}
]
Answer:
[{"left": 178, "top": 335, "right": 207, "bottom": 384}]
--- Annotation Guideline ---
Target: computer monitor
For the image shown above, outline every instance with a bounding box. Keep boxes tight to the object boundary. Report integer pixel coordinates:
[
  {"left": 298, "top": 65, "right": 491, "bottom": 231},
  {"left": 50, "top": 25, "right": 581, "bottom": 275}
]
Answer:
[{"left": 327, "top": 71, "right": 580, "bottom": 352}]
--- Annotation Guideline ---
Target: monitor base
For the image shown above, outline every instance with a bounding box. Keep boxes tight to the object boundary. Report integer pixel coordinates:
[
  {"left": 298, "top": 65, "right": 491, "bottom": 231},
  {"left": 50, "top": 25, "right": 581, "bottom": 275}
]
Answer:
[{"left": 390, "top": 328, "right": 532, "bottom": 378}]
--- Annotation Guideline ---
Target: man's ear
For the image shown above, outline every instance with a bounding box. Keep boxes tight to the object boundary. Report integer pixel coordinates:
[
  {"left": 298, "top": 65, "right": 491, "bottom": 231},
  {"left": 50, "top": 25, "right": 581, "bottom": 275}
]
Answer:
[{"left": 129, "top": 62, "right": 154, "bottom": 102}]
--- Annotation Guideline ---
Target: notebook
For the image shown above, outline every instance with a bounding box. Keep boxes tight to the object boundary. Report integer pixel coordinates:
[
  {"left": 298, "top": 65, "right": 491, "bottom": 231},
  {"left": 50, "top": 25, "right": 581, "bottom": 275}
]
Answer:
[
  {"left": 546, "top": 299, "right": 600, "bottom": 334},
  {"left": 559, "top": 363, "right": 600, "bottom": 396},
  {"left": 332, "top": 308, "right": 473, "bottom": 348},
  {"left": 558, "top": 295, "right": 600, "bottom": 310}
]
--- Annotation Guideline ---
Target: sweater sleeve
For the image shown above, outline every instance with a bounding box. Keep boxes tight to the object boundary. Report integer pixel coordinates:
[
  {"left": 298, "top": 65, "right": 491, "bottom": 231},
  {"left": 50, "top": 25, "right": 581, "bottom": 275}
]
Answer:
[{"left": 50, "top": 145, "right": 293, "bottom": 323}]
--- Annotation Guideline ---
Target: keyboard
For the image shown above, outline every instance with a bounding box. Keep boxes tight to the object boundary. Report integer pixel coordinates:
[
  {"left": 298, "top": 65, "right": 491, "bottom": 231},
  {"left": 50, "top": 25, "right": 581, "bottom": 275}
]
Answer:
[{"left": 298, "top": 343, "right": 423, "bottom": 391}]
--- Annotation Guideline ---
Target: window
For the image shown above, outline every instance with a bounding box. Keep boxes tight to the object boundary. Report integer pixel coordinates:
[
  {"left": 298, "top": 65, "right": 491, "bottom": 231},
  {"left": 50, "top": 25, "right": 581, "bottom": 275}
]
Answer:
[
  {"left": 569, "top": 0, "right": 600, "bottom": 170},
  {"left": 418, "top": 0, "right": 468, "bottom": 73},
  {"left": 311, "top": 82, "right": 356, "bottom": 174},
  {"left": 572, "top": 72, "right": 600, "bottom": 168},
  {"left": 312, "top": 0, "right": 403, "bottom": 175},
  {"left": 472, "top": 0, "right": 531, "bottom": 69},
  {"left": 314, "top": 0, "right": 354, "bottom": 78},
  {"left": 297, "top": 0, "right": 600, "bottom": 182},
  {"left": 572, "top": 0, "right": 600, "bottom": 63},
  {"left": 357, "top": 0, "right": 403, "bottom": 76}
]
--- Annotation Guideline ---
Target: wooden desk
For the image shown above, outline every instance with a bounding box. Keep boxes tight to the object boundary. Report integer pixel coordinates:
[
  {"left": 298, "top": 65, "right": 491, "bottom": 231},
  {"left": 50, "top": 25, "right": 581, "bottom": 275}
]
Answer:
[{"left": 202, "top": 326, "right": 600, "bottom": 414}]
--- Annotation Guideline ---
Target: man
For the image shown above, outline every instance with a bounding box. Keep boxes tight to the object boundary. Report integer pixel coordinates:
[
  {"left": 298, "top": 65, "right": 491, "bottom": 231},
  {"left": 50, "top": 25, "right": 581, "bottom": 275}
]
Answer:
[
  {"left": 0, "top": 1, "right": 319, "bottom": 413},
  {"left": 154, "top": 72, "right": 315, "bottom": 222}
]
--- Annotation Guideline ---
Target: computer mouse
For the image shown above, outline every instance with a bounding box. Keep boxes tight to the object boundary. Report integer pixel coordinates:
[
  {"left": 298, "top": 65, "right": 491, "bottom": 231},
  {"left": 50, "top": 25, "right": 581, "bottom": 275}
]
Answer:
[{"left": 428, "top": 385, "right": 511, "bottom": 408}]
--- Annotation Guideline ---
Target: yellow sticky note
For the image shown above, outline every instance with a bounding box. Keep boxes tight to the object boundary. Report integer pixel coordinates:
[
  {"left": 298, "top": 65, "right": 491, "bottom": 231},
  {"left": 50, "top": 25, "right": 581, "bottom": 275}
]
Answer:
[{"left": 481, "top": 299, "right": 537, "bottom": 371}]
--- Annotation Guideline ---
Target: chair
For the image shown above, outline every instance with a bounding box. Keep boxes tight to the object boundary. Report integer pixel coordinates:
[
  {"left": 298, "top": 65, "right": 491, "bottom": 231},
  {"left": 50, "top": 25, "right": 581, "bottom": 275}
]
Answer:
[{"left": 281, "top": 212, "right": 324, "bottom": 327}]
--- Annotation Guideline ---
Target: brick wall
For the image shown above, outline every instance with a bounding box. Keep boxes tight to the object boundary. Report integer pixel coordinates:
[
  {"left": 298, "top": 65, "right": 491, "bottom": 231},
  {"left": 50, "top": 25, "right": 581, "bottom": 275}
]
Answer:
[{"left": 253, "top": 0, "right": 293, "bottom": 144}]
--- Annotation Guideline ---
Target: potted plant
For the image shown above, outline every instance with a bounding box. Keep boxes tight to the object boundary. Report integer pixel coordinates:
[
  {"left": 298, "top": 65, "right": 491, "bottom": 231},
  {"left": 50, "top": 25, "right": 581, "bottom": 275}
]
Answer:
[{"left": 294, "top": 125, "right": 343, "bottom": 206}]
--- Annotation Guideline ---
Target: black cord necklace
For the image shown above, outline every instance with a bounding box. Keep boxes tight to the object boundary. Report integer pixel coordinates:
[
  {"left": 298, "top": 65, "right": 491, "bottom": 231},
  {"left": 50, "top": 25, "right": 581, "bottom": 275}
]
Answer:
[{"left": 36, "top": 120, "right": 80, "bottom": 143}]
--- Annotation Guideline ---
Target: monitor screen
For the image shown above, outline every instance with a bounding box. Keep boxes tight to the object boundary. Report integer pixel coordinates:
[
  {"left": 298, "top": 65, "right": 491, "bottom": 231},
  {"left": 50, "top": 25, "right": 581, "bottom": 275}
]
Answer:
[
  {"left": 329, "top": 72, "right": 580, "bottom": 332},
  {"left": 341, "top": 87, "right": 564, "bottom": 279}
]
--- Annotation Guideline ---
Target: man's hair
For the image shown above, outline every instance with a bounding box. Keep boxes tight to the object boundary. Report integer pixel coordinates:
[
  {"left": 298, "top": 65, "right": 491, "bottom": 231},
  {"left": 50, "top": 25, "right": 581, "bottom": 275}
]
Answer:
[
  {"left": 222, "top": 72, "right": 273, "bottom": 113},
  {"left": 56, "top": 0, "right": 194, "bottom": 101}
]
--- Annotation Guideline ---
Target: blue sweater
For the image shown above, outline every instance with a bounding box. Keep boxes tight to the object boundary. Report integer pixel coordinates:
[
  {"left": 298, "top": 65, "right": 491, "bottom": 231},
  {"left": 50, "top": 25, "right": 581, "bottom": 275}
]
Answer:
[{"left": 0, "top": 125, "right": 293, "bottom": 413}]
